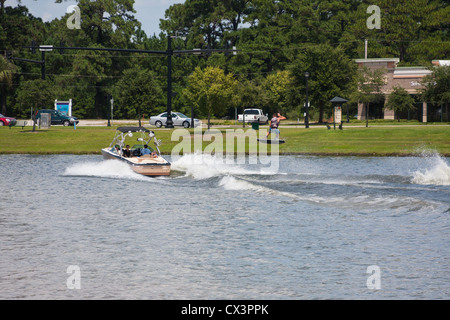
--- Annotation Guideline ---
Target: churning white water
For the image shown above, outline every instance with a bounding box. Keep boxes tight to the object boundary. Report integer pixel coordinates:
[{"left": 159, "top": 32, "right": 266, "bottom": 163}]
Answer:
[
  {"left": 63, "top": 159, "right": 150, "bottom": 181},
  {"left": 412, "top": 153, "right": 450, "bottom": 185}
]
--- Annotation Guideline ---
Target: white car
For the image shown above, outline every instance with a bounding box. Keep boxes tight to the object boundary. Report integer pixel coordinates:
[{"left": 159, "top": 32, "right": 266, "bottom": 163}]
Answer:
[{"left": 149, "top": 112, "right": 201, "bottom": 128}]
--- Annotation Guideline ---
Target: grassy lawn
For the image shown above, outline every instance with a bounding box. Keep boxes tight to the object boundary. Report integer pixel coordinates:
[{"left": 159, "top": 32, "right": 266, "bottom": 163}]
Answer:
[
  {"left": 0, "top": 126, "right": 114, "bottom": 154},
  {"left": 1, "top": 125, "right": 449, "bottom": 156},
  {"left": 277, "top": 127, "right": 450, "bottom": 155}
]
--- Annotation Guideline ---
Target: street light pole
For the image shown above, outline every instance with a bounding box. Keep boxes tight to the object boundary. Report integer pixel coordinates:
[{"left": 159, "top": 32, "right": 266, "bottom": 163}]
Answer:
[
  {"left": 41, "top": 51, "right": 46, "bottom": 80},
  {"left": 39, "top": 45, "right": 53, "bottom": 80},
  {"left": 20, "top": 40, "right": 238, "bottom": 128},
  {"left": 305, "top": 72, "right": 309, "bottom": 128},
  {"left": 166, "top": 36, "right": 174, "bottom": 128}
]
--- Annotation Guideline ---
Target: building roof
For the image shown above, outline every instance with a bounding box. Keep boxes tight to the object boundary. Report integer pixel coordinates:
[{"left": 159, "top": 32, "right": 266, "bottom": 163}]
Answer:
[
  {"left": 330, "top": 96, "right": 348, "bottom": 103},
  {"left": 354, "top": 58, "right": 400, "bottom": 63}
]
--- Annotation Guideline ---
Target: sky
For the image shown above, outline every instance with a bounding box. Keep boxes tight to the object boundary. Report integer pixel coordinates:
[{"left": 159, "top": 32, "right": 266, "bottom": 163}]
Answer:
[{"left": 5, "top": 0, "right": 185, "bottom": 36}]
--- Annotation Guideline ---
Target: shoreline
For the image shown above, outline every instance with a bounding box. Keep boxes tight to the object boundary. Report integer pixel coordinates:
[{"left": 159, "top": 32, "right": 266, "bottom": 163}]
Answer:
[
  {"left": 1, "top": 151, "right": 449, "bottom": 157},
  {"left": 8, "top": 119, "right": 450, "bottom": 128}
]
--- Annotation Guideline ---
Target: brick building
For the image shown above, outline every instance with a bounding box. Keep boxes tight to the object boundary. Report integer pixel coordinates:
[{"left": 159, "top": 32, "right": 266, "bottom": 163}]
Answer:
[{"left": 354, "top": 58, "right": 448, "bottom": 122}]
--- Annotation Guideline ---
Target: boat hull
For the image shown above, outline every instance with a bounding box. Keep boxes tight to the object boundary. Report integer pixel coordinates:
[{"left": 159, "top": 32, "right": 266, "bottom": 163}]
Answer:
[{"left": 101, "top": 148, "right": 171, "bottom": 176}]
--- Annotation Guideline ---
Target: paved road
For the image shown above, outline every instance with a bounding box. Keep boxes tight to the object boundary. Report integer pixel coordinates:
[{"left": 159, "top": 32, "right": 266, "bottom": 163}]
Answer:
[{"left": 15, "top": 119, "right": 450, "bottom": 129}]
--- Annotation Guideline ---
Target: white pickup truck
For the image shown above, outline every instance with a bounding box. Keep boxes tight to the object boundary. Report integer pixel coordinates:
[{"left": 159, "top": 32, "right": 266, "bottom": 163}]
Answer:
[{"left": 238, "top": 109, "right": 269, "bottom": 124}]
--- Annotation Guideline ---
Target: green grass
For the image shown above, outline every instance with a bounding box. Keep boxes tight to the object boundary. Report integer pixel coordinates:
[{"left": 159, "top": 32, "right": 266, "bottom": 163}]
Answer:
[
  {"left": 1, "top": 125, "right": 449, "bottom": 156},
  {"left": 277, "top": 127, "right": 450, "bottom": 155},
  {"left": 0, "top": 126, "right": 114, "bottom": 154}
]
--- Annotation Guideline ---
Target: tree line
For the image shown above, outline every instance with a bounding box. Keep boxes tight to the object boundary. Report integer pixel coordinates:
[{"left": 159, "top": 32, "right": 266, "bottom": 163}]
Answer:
[{"left": 0, "top": 0, "right": 448, "bottom": 122}]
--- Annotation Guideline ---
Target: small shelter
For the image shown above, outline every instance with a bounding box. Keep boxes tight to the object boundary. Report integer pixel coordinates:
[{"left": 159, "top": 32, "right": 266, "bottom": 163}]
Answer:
[{"left": 330, "top": 96, "right": 349, "bottom": 123}]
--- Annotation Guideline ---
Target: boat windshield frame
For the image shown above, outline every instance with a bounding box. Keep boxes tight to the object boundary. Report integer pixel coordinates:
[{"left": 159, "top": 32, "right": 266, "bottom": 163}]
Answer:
[{"left": 109, "top": 127, "right": 161, "bottom": 155}]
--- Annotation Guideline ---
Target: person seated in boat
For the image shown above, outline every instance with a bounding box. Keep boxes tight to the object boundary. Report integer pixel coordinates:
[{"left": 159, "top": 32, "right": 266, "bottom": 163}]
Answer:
[
  {"left": 122, "top": 145, "right": 131, "bottom": 158},
  {"left": 150, "top": 151, "right": 158, "bottom": 158},
  {"left": 141, "top": 145, "right": 151, "bottom": 156}
]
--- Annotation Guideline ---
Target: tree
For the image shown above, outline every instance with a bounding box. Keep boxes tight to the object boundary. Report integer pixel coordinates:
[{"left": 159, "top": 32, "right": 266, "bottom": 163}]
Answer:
[
  {"left": 376, "top": 0, "right": 449, "bottom": 63},
  {"left": 421, "top": 65, "right": 450, "bottom": 122},
  {"left": 289, "top": 44, "right": 356, "bottom": 123},
  {"left": 0, "top": 4, "right": 44, "bottom": 50},
  {"left": 70, "top": 45, "right": 112, "bottom": 118},
  {"left": 262, "top": 70, "right": 293, "bottom": 115},
  {"left": 233, "top": 76, "right": 267, "bottom": 120},
  {"left": 15, "top": 79, "right": 61, "bottom": 131},
  {"left": 183, "top": 66, "right": 239, "bottom": 129},
  {"left": 114, "top": 67, "right": 164, "bottom": 119},
  {"left": 55, "top": 0, "right": 140, "bottom": 48},
  {"left": 385, "top": 86, "right": 416, "bottom": 122},
  {"left": 161, "top": 0, "right": 250, "bottom": 48},
  {"left": 350, "top": 66, "right": 386, "bottom": 127},
  {"left": 342, "top": 0, "right": 450, "bottom": 63},
  {"left": 0, "top": 4, "right": 45, "bottom": 116},
  {"left": 0, "top": 55, "right": 16, "bottom": 115},
  {"left": 2, "top": 0, "right": 448, "bottom": 121}
]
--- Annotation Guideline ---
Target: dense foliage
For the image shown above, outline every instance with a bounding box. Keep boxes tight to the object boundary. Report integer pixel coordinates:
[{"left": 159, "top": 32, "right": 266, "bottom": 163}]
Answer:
[{"left": 0, "top": 0, "right": 448, "bottom": 121}]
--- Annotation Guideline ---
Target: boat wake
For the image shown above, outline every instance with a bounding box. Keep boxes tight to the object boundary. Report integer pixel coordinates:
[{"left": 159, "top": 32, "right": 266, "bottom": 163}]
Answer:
[
  {"left": 171, "top": 152, "right": 277, "bottom": 179},
  {"left": 63, "top": 159, "right": 151, "bottom": 181},
  {"left": 171, "top": 152, "right": 449, "bottom": 213},
  {"left": 62, "top": 152, "right": 448, "bottom": 213}
]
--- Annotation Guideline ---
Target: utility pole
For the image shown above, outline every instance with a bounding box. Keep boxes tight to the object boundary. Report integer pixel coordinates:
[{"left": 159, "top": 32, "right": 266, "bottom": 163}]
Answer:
[
  {"left": 304, "top": 72, "right": 310, "bottom": 128},
  {"left": 7, "top": 42, "right": 47, "bottom": 80},
  {"left": 41, "top": 51, "right": 45, "bottom": 80},
  {"left": 110, "top": 95, "right": 114, "bottom": 125},
  {"left": 21, "top": 41, "right": 239, "bottom": 126},
  {"left": 166, "top": 36, "right": 174, "bottom": 128},
  {"left": 38, "top": 45, "right": 53, "bottom": 80},
  {"left": 105, "top": 94, "right": 113, "bottom": 125},
  {"left": 365, "top": 39, "right": 368, "bottom": 59}
]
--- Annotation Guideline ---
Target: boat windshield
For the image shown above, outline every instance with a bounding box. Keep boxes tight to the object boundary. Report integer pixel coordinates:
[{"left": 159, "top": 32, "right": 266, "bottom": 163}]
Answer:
[{"left": 131, "top": 144, "right": 154, "bottom": 152}]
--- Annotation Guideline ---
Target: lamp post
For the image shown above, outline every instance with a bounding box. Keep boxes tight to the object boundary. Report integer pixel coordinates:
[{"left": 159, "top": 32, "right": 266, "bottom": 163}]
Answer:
[
  {"left": 304, "top": 72, "right": 309, "bottom": 128},
  {"left": 166, "top": 35, "right": 174, "bottom": 128},
  {"left": 166, "top": 32, "right": 188, "bottom": 128},
  {"left": 39, "top": 45, "right": 53, "bottom": 80}
]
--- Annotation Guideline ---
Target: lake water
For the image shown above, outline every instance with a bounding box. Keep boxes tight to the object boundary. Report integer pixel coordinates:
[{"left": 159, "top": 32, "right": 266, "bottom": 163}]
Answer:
[{"left": 0, "top": 152, "right": 449, "bottom": 299}]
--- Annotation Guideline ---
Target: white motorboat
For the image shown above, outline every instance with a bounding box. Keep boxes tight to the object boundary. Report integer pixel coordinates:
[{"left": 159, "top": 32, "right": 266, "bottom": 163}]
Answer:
[{"left": 101, "top": 126, "right": 171, "bottom": 176}]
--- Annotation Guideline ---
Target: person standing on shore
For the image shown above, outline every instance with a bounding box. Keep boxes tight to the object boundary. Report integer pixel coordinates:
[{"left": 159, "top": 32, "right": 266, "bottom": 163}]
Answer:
[{"left": 266, "top": 113, "right": 286, "bottom": 139}]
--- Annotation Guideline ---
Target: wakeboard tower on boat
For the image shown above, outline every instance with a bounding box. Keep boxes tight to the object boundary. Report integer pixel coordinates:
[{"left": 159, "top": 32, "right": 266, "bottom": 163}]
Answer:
[{"left": 101, "top": 126, "right": 171, "bottom": 176}]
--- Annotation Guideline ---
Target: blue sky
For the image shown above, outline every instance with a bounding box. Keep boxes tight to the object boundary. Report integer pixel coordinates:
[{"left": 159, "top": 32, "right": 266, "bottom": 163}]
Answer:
[{"left": 5, "top": 0, "right": 185, "bottom": 36}]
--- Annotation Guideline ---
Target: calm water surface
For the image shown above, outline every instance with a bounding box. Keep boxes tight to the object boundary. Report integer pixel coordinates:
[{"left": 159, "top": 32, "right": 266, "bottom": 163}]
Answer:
[{"left": 0, "top": 153, "right": 449, "bottom": 299}]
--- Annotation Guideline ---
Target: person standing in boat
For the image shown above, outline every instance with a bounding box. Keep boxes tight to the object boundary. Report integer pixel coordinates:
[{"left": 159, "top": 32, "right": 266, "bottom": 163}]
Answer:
[{"left": 266, "top": 113, "right": 286, "bottom": 139}]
